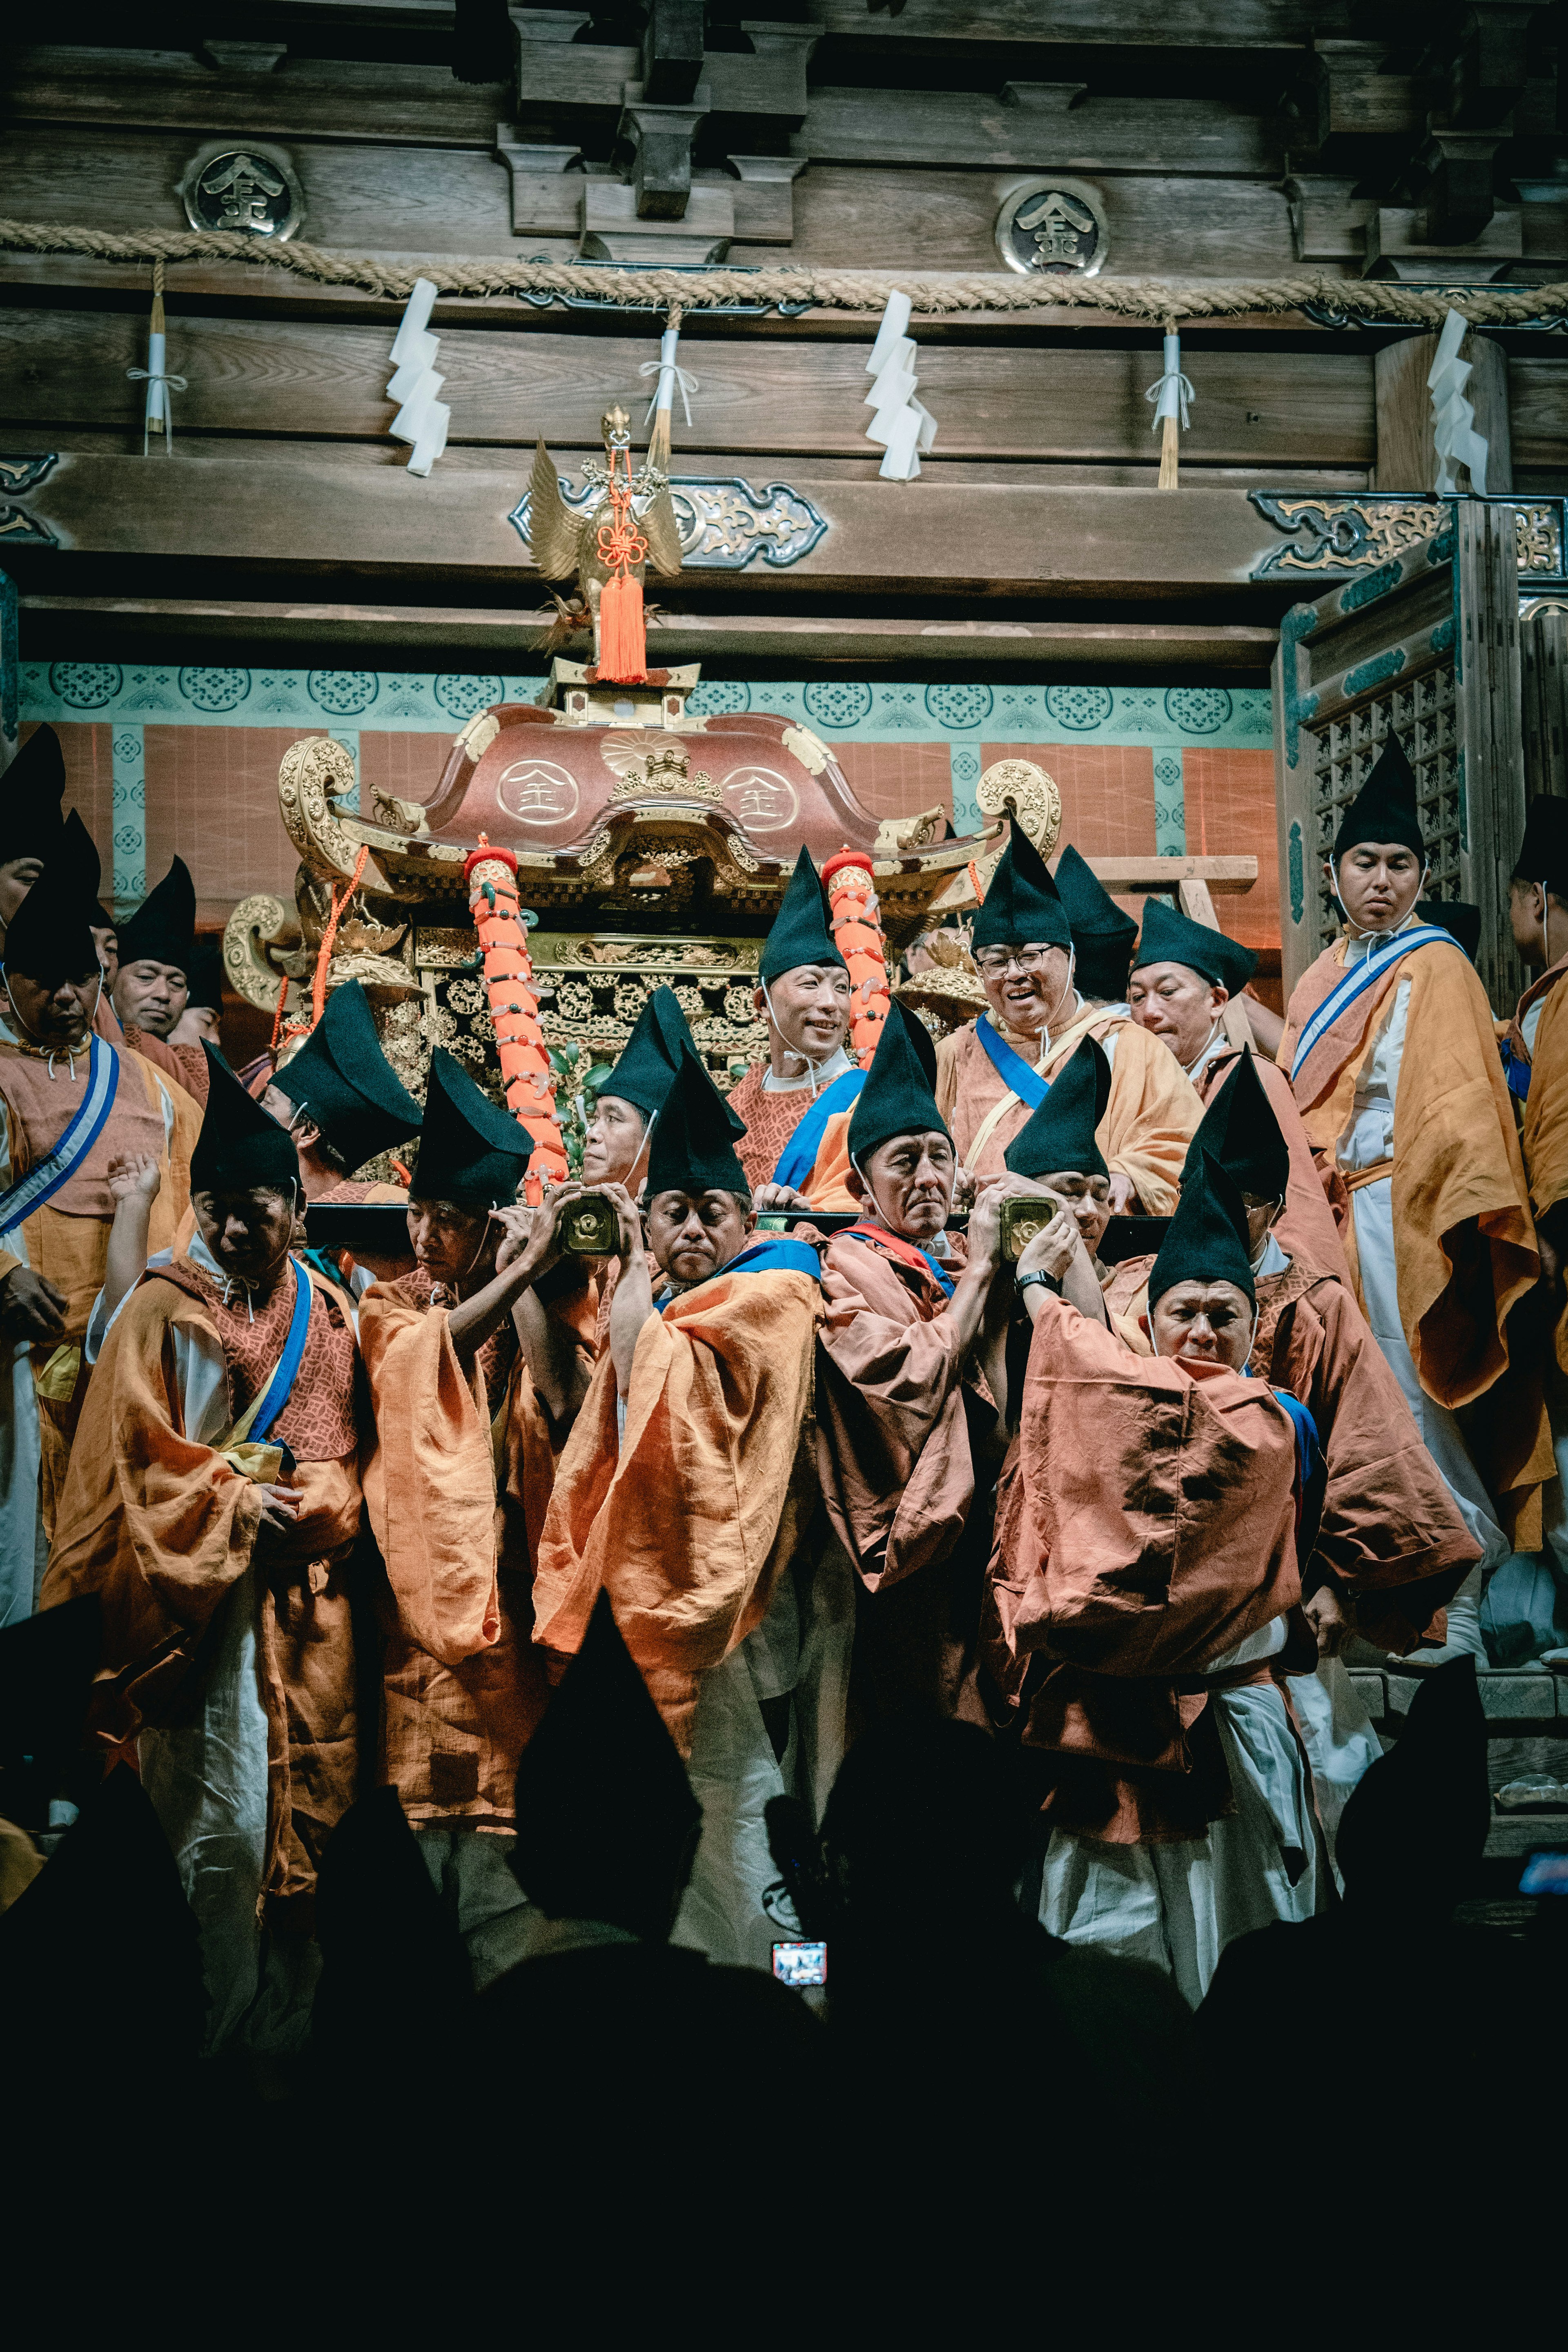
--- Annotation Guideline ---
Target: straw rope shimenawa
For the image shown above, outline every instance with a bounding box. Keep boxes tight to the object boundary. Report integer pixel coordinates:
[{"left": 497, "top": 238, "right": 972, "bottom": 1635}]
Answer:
[{"left": 4, "top": 218, "right": 1568, "bottom": 327}]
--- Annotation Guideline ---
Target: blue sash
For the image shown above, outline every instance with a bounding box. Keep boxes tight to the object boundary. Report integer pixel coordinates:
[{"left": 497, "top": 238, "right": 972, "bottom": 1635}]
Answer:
[
  {"left": 973, "top": 1016, "right": 1048, "bottom": 1109},
  {"left": 247, "top": 1261, "right": 314, "bottom": 1442},
  {"left": 657, "top": 1233, "right": 822, "bottom": 1312},
  {"left": 1271, "top": 1385, "right": 1321, "bottom": 1498},
  {"left": 1288, "top": 926, "right": 1456, "bottom": 1084},
  {"left": 1501, "top": 1037, "right": 1532, "bottom": 1101},
  {"left": 0, "top": 1035, "right": 120, "bottom": 1239},
  {"left": 719, "top": 1236, "right": 823, "bottom": 1283},
  {"left": 771, "top": 1066, "right": 865, "bottom": 1191}
]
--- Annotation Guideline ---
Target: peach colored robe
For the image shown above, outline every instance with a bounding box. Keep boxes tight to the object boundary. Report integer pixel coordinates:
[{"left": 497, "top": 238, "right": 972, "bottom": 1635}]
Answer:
[
  {"left": 934, "top": 1009, "right": 1202, "bottom": 1210},
  {"left": 817, "top": 1228, "right": 987, "bottom": 1725},
  {"left": 358, "top": 1284, "right": 557, "bottom": 1828},
  {"left": 534, "top": 1266, "right": 821, "bottom": 1752},
  {"left": 41, "top": 1270, "right": 363, "bottom": 1908},
  {"left": 988, "top": 1292, "right": 1305, "bottom": 1843},
  {"left": 726, "top": 1062, "right": 859, "bottom": 1210}
]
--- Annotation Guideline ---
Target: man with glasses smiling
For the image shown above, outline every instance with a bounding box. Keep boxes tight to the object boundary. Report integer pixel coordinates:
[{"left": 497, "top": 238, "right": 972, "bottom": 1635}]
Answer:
[{"left": 933, "top": 823, "right": 1202, "bottom": 1216}]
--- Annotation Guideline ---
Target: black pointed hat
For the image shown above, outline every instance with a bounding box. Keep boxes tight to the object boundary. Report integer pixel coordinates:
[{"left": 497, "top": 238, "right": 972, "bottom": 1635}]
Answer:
[
  {"left": 274, "top": 980, "right": 421, "bottom": 1174},
  {"left": 412, "top": 1047, "right": 531, "bottom": 1208},
  {"left": 1332, "top": 736, "right": 1425, "bottom": 863},
  {"left": 1187, "top": 1049, "right": 1289, "bottom": 1205},
  {"left": 2, "top": 859, "right": 100, "bottom": 986},
  {"left": 0, "top": 725, "right": 67, "bottom": 866},
  {"left": 511, "top": 1590, "right": 703, "bottom": 1941},
  {"left": 1335, "top": 1656, "right": 1488, "bottom": 1913},
  {"left": 848, "top": 999, "right": 949, "bottom": 1165},
  {"left": 1148, "top": 1146, "right": 1255, "bottom": 1309},
  {"left": 604, "top": 982, "right": 738, "bottom": 1131},
  {"left": 1054, "top": 844, "right": 1138, "bottom": 1000},
  {"left": 645, "top": 1042, "right": 753, "bottom": 1201},
  {"left": 116, "top": 855, "right": 196, "bottom": 975},
  {"left": 60, "top": 809, "right": 102, "bottom": 903},
  {"left": 1512, "top": 795, "right": 1568, "bottom": 902},
  {"left": 1416, "top": 898, "right": 1481, "bottom": 963},
  {"left": 183, "top": 936, "right": 226, "bottom": 1013},
  {"left": 971, "top": 820, "right": 1071, "bottom": 955},
  {"left": 1131, "top": 895, "right": 1257, "bottom": 996},
  {"left": 759, "top": 844, "right": 846, "bottom": 984},
  {"left": 1004, "top": 1033, "right": 1111, "bottom": 1181},
  {"left": 191, "top": 1045, "right": 301, "bottom": 1196}
]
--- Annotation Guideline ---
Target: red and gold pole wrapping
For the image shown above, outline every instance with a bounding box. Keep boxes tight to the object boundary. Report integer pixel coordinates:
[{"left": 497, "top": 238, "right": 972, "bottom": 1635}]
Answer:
[
  {"left": 822, "top": 847, "right": 891, "bottom": 1068},
  {"left": 463, "top": 835, "right": 567, "bottom": 1195}
]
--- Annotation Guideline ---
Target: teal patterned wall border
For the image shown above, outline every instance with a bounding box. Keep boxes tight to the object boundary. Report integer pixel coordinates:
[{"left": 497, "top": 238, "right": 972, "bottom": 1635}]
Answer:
[{"left": 21, "top": 665, "right": 1272, "bottom": 864}]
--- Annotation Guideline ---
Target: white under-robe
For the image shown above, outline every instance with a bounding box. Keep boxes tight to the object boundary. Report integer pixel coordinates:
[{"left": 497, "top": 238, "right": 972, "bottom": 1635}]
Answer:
[{"left": 1038, "top": 1641, "right": 1324, "bottom": 2009}]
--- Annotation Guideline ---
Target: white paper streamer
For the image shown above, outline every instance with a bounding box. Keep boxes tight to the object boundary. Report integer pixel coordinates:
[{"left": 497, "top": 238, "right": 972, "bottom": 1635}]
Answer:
[
  {"left": 386, "top": 277, "right": 446, "bottom": 477},
  {"left": 864, "top": 293, "right": 936, "bottom": 481},
  {"left": 1428, "top": 308, "right": 1489, "bottom": 495}
]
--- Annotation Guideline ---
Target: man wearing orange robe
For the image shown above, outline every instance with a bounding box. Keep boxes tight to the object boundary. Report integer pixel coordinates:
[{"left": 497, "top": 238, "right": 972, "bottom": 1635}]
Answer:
[
  {"left": 0, "top": 864, "right": 199, "bottom": 1621},
  {"left": 1108, "top": 1054, "right": 1479, "bottom": 1854},
  {"left": 1278, "top": 739, "right": 1544, "bottom": 1664},
  {"left": 104, "top": 855, "right": 212, "bottom": 1107},
  {"left": 816, "top": 1002, "right": 1009, "bottom": 1728},
  {"left": 933, "top": 826, "right": 1202, "bottom": 1210},
  {"left": 43, "top": 1054, "right": 362, "bottom": 2049},
  {"left": 726, "top": 845, "right": 863, "bottom": 1214},
  {"left": 993, "top": 1152, "right": 1325, "bottom": 2003},
  {"left": 536, "top": 1044, "right": 827, "bottom": 1969},
  {"left": 357, "top": 1049, "right": 588, "bottom": 1987},
  {"left": 1496, "top": 796, "right": 1568, "bottom": 1659}
]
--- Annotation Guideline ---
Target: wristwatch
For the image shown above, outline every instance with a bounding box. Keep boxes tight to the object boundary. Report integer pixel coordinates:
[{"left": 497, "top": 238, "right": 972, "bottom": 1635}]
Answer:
[{"left": 1016, "top": 1269, "right": 1060, "bottom": 1295}]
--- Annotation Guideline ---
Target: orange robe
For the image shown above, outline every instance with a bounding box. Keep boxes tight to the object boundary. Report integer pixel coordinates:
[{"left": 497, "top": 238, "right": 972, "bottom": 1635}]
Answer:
[
  {"left": 0, "top": 1036, "right": 199, "bottom": 1559},
  {"left": 988, "top": 1292, "right": 1306, "bottom": 1843},
  {"left": 1511, "top": 953, "right": 1568, "bottom": 1368},
  {"left": 358, "top": 1276, "right": 558, "bottom": 1829},
  {"left": 816, "top": 1227, "right": 986, "bottom": 1724},
  {"left": 726, "top": 1062, "right": 859, "bottom": 1210},
  {"left": 1196, "top": 1045, "right": 1350, "bottom": 1284},
  {"left": 41, "top": 1259, "right": 363, "bottom": 1912},
  {"left": 1281, "top": 933, "right": 1548, "bottom": 1545},
  {"left": 933, "top": 1007, "right": 1202, "bottom": 1209},
  {"left": 535, "top": 1265, "right": 821, "bottom": 1751},
  {"left": 1253, "top": 1261, "right": 1479, "bottom": 1646}
]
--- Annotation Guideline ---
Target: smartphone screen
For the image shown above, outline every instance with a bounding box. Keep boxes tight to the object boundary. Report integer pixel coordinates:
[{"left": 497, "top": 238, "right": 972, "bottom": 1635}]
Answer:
[{"left": 772, "top": 1940, "right": 827, "bottom": 1988}]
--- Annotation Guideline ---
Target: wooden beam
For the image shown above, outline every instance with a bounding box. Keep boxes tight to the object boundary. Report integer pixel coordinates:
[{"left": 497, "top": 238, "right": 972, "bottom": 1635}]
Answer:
[
  {"left": 16, "top": 592, "right": 1280, "bottom": 674},
  {"left": 793, "top": 89, "right": 1283, "bottom": 176},
  {"left": 7, "top": 450, "right": 1302, "bottom": 597},
  {"left": 1096, "top": 857, "right": 1258, "bottom": 895},
  {"left": 0, "top": 307, "right": 1377, "bottom": 468},
  {"left": 808, "top": 0, "right": 1351, "bottom": 43}
]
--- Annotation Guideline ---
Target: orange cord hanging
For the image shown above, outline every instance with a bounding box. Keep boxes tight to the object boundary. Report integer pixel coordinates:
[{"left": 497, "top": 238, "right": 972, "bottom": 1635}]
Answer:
[
  {"left": 272, "top": 842, "right": 371, "bottom": 1060},
  {"left": 594, "top": 441, "right": 650, "bottom": 684},
  {"left": 463, "top": 835, "right": 567, "bottom": 1199},
  {"left": 822, "top": 848, "right": 891, "bottom": 1067}
]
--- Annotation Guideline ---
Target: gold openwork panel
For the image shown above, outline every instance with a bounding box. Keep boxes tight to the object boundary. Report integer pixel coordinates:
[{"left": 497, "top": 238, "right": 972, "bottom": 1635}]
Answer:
[{"left": 412, "top": 927, "right": 771, "bottom": 1093}]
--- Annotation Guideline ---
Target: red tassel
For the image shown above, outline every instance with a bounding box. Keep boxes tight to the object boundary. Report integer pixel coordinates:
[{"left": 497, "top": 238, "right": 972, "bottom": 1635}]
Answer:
[{"left": 598, "top": 572, "right": 646, "bottom": 684}]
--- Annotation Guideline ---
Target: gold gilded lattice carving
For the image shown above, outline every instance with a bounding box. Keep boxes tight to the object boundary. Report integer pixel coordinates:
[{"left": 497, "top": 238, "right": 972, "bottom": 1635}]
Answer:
[
  {"left": 412, "top": 928, "right": 774, "bottom": 1086},
  {"left": 1254, "top": 493, "right": 1564, "bottom": 581},
  {"left": 1302, "top": 665, "right": 1461, "bottom": 945}
]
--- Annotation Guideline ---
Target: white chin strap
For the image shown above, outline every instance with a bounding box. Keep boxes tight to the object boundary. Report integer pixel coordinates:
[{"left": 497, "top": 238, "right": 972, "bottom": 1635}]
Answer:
[{"left": 1328, "top": 855, "right": 1428, "bottom": 935}]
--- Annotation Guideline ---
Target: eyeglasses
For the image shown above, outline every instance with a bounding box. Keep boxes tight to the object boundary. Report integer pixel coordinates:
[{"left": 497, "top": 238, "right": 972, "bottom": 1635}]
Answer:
[{"left": 975, "top": 946, "right": 1056, "bottom": 980}]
